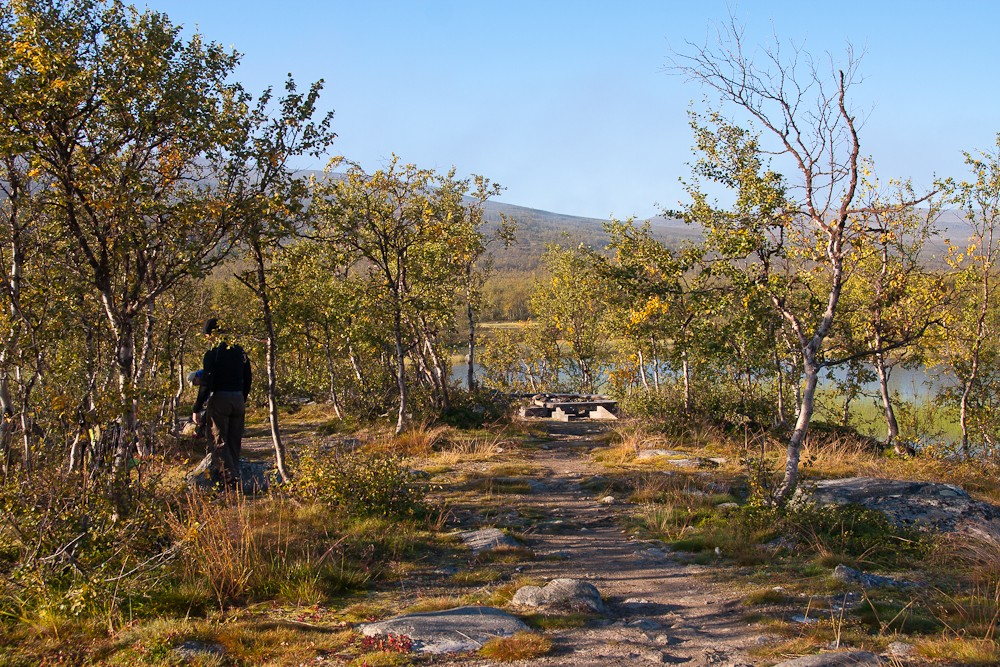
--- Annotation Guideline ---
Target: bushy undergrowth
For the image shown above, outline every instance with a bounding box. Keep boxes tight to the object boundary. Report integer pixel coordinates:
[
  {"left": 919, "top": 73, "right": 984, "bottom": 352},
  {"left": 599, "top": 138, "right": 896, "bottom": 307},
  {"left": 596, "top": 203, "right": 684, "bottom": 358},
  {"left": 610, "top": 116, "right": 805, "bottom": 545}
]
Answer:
[
  {"left": 0, "top": 460, "right": 175, "bottom": 623},
  {"left": 639, "top": 495, "right": 930, "bottom": 571},
  {"left": 438, "top": 389, "right": 514, "bottom": 428},
  {"left": 0, "top": 435, "right": 443, "bottom": 663},
  {"left": 617, "top": 384, "right": 776, "bottom": 432},
  {"left": 289, "top": 448, "right": 429, "bottom": 519}
]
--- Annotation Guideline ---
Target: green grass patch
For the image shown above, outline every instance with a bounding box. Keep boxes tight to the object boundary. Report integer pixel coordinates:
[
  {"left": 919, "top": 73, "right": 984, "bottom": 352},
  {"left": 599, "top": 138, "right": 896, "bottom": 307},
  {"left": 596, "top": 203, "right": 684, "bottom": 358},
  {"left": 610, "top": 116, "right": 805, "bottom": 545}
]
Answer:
[
  {"left": 521, "top": 613, "right": 590, "bottom": 629},
  {"left": 742, "top": 588, "right": 792, "bottom": 606},
  {"left": 478, "top": 632, "right": 552, "bottom": 662},
  {"left": 854, "top": 598, "right": 943, "bottom": 635},
  {"left": 451, "top": 566, "right": 504, "bottom": 585}
]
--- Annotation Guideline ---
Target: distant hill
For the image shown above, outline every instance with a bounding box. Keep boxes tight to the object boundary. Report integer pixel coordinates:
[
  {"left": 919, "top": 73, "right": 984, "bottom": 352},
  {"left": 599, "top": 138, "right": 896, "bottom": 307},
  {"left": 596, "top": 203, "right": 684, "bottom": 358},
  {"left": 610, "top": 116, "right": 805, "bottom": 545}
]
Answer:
[
  {"left": 481, "top": 200, "right": 701, "bottom": 272},
  {"left": 300, "top": 171, "right": 971, "bottom": 273}
]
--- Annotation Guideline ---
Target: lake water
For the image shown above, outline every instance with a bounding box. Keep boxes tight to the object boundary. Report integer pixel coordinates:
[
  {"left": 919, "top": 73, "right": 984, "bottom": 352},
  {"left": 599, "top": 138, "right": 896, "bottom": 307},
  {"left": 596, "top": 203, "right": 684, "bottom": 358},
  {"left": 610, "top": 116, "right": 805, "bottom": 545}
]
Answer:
[{"left": 452, "top": 361, "right": 946, "bottom": 403}]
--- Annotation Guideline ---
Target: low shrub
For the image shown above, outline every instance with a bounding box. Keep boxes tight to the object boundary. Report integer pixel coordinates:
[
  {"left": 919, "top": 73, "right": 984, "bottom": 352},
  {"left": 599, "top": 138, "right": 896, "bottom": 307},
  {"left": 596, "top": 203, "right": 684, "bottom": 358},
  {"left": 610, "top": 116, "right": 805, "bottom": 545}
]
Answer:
[
  {"left": 0, "top": 459, "right": 175, "bottom": 623},
  {"left": 638, "top": 499, "right": 930, "bottom": 571},
  {"left": 439, "top": 389, "right": 514, "bottom": 429},
  {"left": 290, "top": 449, "right": 429, "bottom": 519}
]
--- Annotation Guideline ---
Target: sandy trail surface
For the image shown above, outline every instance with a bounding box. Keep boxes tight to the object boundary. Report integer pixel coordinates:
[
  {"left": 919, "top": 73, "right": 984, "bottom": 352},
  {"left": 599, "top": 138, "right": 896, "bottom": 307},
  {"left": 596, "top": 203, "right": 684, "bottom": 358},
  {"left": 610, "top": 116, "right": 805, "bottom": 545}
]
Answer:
[{"left": 431, "top": 421, "right": 762, "bottom": 666}]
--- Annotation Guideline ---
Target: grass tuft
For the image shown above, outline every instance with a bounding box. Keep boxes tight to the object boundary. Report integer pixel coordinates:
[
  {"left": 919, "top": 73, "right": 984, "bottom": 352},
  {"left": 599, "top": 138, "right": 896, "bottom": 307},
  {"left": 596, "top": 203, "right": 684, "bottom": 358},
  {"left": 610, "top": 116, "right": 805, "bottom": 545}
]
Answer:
[{"left": 478, "top": 632, "right": 552, "bottom": 661}]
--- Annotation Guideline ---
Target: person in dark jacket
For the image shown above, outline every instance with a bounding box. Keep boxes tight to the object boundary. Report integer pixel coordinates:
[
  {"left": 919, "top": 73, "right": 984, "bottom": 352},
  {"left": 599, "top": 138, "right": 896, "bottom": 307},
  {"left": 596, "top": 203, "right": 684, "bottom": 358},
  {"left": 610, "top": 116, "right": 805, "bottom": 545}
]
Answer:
[{"left": 192, "top": 318, "right": 252, "bottom": 487}]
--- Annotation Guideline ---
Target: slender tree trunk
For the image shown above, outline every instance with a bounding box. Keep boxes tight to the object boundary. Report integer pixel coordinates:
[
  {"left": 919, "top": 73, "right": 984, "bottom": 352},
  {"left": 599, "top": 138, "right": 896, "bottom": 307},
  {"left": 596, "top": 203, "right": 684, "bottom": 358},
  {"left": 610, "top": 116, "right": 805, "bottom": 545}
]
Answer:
[
  {"left": 393, "top": 305, "right": 408, "bottom": 435},
  {"left": 347, "top": 341, "right": 365, "bottom": 385},
  {"left": 323, "top": 335, "right": 343, "bottom": 419},
  {"left": 776, "top": 352, "right": 820, "bottom": 503},
  {"left": 0, "top": 350, "right": 15, "bottom": 475},
  {"left": 134, "top": 301, "right": 156, "bottom": 386},
  {"left": 872, "top": 352, "right": 903, "bottom": 452},
  {"left": 650, "top": 336, "right": 661, "bottom": 390},
  {"left": 466, "top": 285, "right": 476, "bottom": 391},
  {"left": 168, "top": 334, "right": 187, "bottom": 433},
  {"left": 960, "top": 377, "right": 974, "bottom": 458},
  {"left": 252, "top": 244, "right": 290, "bottom": 482},
  {"left": 682, "top": 354, "right": 691, "bottom": 413},
  {"left": 637, "top": 348, "right": 650, "bottom": 389},
  {"left": 108, "top": 312, "right": 141, "bottom": 471},
  {"left": 423, "top": 335, "right": 450, "bottom": 410},
  {"left": 774, "top": 344, "right": 786, "bottom": 426},
  {"left": 522, "top": 361, "right": 538, "bottom": 392}
]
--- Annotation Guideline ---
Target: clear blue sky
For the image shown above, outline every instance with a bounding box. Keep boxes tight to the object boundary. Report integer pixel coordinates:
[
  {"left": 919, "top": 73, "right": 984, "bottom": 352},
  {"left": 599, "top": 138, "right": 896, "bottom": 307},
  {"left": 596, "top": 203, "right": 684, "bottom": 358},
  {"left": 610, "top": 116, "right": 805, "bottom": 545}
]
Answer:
[{"left": 147, "top": 1, "right": 999, "bottom": 220}]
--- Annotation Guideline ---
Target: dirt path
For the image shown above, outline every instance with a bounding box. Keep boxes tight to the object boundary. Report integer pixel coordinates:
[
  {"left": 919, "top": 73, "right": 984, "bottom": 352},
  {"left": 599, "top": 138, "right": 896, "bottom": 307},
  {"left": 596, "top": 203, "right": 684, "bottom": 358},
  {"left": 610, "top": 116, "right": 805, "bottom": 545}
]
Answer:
[{"left": 437, "top": 421, "right": 761, "bottom": 666}]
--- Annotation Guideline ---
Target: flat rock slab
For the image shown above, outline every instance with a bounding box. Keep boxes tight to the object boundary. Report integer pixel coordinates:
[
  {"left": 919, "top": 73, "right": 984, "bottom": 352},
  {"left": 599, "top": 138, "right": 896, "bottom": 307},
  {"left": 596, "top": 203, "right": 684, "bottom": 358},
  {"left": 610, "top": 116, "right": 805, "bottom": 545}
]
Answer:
[
  {"left": 797, "top": 477, "right": 1000, "bottom": 538},
  {"left": 358, "top": 606, "right": 528, "bottom": 654},
  {"left": 773, "top": 651, "right": 881, "bottom": 666},
  {"left": 512, "top": 578, "right": 606, "bottom": 613},
  {"left": 459, "top": 527, "right": 521, "bottom": 554}
]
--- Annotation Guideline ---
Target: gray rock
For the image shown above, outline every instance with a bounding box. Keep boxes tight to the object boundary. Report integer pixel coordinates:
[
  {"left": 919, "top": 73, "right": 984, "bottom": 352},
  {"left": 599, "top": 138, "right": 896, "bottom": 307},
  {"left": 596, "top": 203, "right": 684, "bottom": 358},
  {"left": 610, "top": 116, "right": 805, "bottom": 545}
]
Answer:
[
  {"left": 186, "top": 455, "right": 271, "bottom": 494},
  {"left": 636, "top": 449, "right": 689, "bottom": 459},
  {"left": 458, "top": 527, "right": 520, "bottom": 554},
  {"left": 599, "top": 495, "right": 616, "bottom": 505},
  {"left": 636, "top": 647, "right": 668, "bottom": 663},
  {"left": 358, "top": 606, "right": 529, "bottom": 654},
  {"left": 796, "top": 477, "right": 1000, "bottom": 538},
  {"left": 511, "top": 578, "right": 606, "bottom": 613},
  {"left": 832, "top": 564, "right": 914, "bottom": 589},
  {"left": 173, "top": 640, "right": 225, "bottom": 660},
  {"left": 773, "top": 651, "right": 881, "bottom": 666},
  {"left": 626, "top": 618, "right": 663, "bottom": 631},
  {"left": 885, "top": 641, "right": 915, "bottom": 656},
  {"left": 635, "top": 547, "right": 671, "bottom": 561}
]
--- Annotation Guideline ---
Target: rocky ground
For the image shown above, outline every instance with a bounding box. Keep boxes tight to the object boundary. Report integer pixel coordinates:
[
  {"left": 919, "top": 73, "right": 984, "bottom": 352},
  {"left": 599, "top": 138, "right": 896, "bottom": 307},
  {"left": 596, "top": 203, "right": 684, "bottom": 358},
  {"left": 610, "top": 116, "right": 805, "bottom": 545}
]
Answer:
[
  {"left": 418, "top": 421, "right": 760, "bottom": 666},
  {"left": 364, "top": 421, "right": 901, "bottom": 667},
  {"left": 227, "top": 419, "right": 963, "bottom": 666}
]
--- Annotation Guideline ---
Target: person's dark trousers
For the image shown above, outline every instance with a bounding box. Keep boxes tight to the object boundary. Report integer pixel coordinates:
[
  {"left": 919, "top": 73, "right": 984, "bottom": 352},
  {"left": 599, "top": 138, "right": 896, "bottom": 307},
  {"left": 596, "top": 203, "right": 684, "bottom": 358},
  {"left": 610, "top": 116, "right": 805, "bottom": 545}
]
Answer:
[{"left": 206, "top": 390, "right": 246, "bottom": 486}]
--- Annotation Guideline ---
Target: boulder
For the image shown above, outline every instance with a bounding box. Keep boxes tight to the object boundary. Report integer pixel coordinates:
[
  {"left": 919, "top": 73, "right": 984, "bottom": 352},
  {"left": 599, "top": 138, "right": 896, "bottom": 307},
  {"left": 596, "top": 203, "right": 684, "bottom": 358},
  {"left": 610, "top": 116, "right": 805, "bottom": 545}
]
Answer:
[
  {"left": 358, "top": 606, "right": 529, "bottom": 654},
  {"left": 458, "top": 527, "right": 521, "bottom": 554},
  {"left": 772, "top": 651, "right": 881, "bottom": 666},
  {"left": 796, "top": 477, "right": 1000, "bottom": 538},
  {"left": 185, "top": 455, "right": 271, "bottom": 494},
  {"left": 832, "top": 564, "right": 914, "bottom": 590},
  {"left": 511, "top": 578, "right": 605, "bottom": 613}
]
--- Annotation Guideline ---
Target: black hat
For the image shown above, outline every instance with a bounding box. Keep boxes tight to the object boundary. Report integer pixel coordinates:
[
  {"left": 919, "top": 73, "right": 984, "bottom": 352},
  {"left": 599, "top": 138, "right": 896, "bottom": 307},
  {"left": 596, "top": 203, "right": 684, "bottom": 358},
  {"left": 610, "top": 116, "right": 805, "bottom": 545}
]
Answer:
[{"left": 203, "top": 317, "right": 220, "bottom": 334}]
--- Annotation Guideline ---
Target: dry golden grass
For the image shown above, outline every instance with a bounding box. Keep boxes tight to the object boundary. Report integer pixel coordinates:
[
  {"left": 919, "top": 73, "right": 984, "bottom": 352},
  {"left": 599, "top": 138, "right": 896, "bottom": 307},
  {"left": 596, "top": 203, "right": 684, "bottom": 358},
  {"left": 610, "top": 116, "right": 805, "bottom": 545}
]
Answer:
[
  {"left": 931, "top": 532, "right": 1000, "bottom": 584},
  {"left": 402, "top": 595, "right": 476, "bottom": 614},
  {"left": 431, "top": 430, "right": 511, "bottom": 465},
  {"left": 348, "top": 650, "right": 412, "bottom": 667},
  {"left": 381, "top": 422, "right": 453, "bottom": 456},
  {"left": 478, "top": 632, "right": 553, "bottom": 661},
  {"left": 915, "top": 637, "right": 1000, "bottom": 664}
]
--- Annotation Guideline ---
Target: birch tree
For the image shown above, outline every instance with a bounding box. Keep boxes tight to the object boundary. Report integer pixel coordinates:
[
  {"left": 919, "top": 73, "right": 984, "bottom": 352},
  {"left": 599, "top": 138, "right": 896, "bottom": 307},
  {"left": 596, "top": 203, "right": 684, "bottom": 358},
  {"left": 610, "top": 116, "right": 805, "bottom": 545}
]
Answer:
[{"left": 673, "top": 24, "right": 928, "bottom": 502}]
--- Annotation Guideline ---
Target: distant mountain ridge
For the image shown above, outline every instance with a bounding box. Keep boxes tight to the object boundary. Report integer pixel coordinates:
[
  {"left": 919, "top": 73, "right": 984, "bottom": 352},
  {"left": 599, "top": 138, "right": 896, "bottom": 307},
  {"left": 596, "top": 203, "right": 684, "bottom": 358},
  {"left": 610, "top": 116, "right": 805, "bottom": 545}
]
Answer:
[
  {"left": 479, "top": 199, "right": 700, "bottom": 271},
  {"left": 299, "top": 171, "right": 971, "bottom": 272}
]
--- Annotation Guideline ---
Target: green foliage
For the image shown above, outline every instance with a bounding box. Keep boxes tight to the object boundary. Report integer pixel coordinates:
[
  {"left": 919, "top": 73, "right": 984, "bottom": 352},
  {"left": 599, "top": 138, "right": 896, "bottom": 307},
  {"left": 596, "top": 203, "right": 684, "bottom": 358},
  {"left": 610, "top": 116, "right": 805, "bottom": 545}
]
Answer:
[
  {"left": 0, "top": 462, "right": 173, "bottom": 619},
  {"left": 639, "top": 495, "right": 930, "bottom": 572},
  {"left": 438, "top": 389, "right": 514, "bottom": 428},
  {"left": 782, "top": 503, "right": 929, "bottom": 570},
  {"left": 290, "top": 449, "right": 429, "bottom": 519}
]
